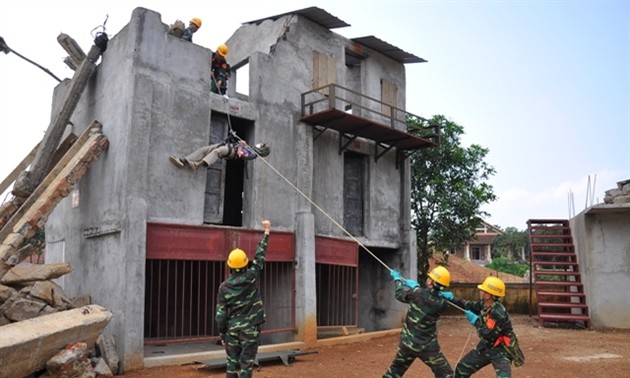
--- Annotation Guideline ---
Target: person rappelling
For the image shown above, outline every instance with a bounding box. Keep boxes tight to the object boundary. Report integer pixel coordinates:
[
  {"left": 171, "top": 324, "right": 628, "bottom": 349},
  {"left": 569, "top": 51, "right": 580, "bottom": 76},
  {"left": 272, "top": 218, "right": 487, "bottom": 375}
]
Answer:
[{"left": 169, "top": 129, "right": 270, "bottom": 171}]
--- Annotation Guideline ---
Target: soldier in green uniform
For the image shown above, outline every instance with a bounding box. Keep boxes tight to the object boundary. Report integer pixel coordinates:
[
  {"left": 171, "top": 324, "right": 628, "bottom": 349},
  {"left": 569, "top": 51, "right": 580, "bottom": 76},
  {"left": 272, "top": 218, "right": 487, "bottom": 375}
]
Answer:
[
  {"left": 383, "top": 266, "right": 454, "bottom": 378},
  {"left": 181, "top": 18, "right": 201, "bottom": 42},
  {"left": 439, "top": 276, "right": 515, "bottom": 378},
  {"left": 216, "top": 219, "right": 271, "bottom": 378}
]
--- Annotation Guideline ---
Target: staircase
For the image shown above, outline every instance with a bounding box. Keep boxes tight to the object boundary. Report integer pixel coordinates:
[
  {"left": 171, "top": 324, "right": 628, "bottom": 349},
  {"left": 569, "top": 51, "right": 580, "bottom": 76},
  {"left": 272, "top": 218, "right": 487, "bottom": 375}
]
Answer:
[{"left": 527, "top": 219, "right": 590, "bottom": 328}]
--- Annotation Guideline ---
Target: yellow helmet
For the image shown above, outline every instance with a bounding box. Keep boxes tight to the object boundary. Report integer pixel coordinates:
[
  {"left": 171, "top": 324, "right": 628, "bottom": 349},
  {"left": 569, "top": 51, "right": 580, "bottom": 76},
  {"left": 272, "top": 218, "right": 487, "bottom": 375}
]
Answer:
[
  {"left": 217, "top": 43, "right": 229, "bottom": 57},
  {"left": 478, "top": 276, "right": 505, "bottom": 297},
  {"left": 190, "top": 18, "right": 202, "bottom": 28},
  {"left": 227, "top": 248, "right": 248, "bottom": 269},
  {"left": 428, "top": 266, "right": 451, "bottom": 287}
]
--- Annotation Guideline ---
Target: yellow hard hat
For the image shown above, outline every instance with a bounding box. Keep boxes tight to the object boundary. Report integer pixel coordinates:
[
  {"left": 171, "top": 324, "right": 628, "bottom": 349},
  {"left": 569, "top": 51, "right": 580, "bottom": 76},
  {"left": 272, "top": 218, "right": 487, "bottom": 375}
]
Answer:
[
  {"left": 478, "top": 276, "right": 505, "bottom": 297},
  {"left": 428, "top": 266, "right": 451, "bottom": 287},
  {"left": 217, "top": 43, "right": 229, "bottom": 57},
  {"left": 227, "top": 248, "right": 248, "bottom": 269},
  {"left": 190, "top": 18, "right": 202, "bottom": 28}
]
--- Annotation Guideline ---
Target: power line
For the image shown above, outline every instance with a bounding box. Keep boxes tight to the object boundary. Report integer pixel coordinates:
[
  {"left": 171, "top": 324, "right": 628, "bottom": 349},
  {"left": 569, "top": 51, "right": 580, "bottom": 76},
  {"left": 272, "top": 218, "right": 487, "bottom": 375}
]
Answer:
[{"left": 0, "top": 36, "right": 62, "bottom": 83}]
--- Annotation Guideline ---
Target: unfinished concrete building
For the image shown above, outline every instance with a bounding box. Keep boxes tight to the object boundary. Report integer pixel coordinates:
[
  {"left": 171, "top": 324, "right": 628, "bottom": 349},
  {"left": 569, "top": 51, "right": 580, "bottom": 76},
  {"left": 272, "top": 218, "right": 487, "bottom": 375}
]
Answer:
[{"left": 43, "top": 7, "right": 439, "bottom": 371}]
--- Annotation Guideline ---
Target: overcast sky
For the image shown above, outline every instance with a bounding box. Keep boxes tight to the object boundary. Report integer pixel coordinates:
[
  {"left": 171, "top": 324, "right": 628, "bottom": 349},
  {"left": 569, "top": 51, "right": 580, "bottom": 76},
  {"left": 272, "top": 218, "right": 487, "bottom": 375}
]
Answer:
[{"left": 0, "top": 0, "right": 628, "bottom": 230}]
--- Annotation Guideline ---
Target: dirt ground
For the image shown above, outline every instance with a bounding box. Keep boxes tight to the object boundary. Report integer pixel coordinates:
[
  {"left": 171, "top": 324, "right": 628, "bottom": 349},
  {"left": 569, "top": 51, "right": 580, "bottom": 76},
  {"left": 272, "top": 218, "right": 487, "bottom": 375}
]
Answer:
[{"left": 120, "top": 315, "right": 630, "bottom": 377}]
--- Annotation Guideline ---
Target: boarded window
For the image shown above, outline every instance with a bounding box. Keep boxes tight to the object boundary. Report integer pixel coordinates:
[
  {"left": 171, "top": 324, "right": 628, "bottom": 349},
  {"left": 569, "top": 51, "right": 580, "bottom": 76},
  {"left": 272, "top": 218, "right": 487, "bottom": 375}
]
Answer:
[
  {"left": 343, "top": 152, "right": 364, "bottom": 236},
  {"left": 380, "top": 79, "right": 397, "bottom": 119},
  {"left": 313, "top": 50, "right": 337, "bottom": 94}
]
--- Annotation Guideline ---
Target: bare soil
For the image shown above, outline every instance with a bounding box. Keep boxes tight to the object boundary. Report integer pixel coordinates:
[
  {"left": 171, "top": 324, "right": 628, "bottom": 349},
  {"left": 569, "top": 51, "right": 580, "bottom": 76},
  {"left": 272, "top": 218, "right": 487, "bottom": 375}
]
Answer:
[{"left": 120, "top": 315, "right": 630, "bottom": 377}]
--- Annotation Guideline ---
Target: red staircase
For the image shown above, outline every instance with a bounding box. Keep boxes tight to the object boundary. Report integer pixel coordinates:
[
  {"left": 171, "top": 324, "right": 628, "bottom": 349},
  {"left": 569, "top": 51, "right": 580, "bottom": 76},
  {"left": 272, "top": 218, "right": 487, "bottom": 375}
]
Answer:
[{"left": 526, "top": 219, "right": 590, "bottom": 328}]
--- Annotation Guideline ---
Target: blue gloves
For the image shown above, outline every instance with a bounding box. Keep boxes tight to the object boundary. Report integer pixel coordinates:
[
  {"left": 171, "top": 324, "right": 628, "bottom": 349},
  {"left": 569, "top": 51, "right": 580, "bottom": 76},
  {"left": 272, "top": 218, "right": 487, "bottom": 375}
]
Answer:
[
  {"left": 405, "top": 279, "right": 419, "bottom": 289},
  {"left": 465, "top": 310, "right": 479, "bottom": 325},
  {"left": 438, "top": 291, "right": 454, "bottom": 301},
  {"left": 390, "top": 269, "right": 403, "bottom": 281}
]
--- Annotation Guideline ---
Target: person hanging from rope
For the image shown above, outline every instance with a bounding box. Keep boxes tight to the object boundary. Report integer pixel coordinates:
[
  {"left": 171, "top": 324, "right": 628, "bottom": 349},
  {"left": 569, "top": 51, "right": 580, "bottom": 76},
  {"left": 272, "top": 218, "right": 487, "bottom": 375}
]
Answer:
[
  {"left": 169, "top": 129, "right": 270, "bottom": 171},
  {"left": 181, "top": 18, "right": 202, "bottom": 42},
  {"left": 211, "top": 43, "right": 231, "bottom": 97},
  {"left": 383, "top": 266, "right": 455, "bottom": 378},
  {"left": 438, "top": 276, "right": 524, "bottom": 378},
  {"left": 216, "top": 219, "right": 271, "bottom": 378}
]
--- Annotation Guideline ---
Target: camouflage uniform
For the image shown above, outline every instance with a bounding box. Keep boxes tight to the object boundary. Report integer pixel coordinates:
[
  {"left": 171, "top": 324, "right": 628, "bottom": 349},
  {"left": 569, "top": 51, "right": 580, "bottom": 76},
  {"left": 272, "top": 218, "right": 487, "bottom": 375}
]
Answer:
[
  {"left": 181, "top": 27, "right": 194, "bottom": 42},
  {"left": 211, "top": 53, "right": 231, "bottom": 94},
  {"left": 451, "top": 298, "right": 513, "bottom": 378},
  {"left": 383, "top": 280, "right": 454, "bottom": 378},
  {"left": 216, "top": 233, "right": 269, "bottom": 378}
]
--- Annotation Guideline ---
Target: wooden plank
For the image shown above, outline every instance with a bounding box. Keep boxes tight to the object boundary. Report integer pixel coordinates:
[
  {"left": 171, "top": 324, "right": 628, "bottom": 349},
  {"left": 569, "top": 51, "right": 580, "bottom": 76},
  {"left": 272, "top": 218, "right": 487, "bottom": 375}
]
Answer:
[
  {"left": 0, "top": 143, "right": 39, "bottom": 196},
  {"left": 0, "top": 123, "right": 108, "bottom": 278},
  {"left": 0, "top": 123, "right": 98, "bottom": 242}
]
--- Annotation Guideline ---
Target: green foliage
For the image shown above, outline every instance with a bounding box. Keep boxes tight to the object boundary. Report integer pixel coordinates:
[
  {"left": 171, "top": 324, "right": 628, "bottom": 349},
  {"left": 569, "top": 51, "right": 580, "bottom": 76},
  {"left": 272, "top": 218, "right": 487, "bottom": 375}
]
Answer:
[
  {"left": 491, "top": 227, "right": 529, "bottom": 261},
  {"left": 486, "top": 257, "right": 528, "bottom": 277},
  {"left": 408, "top": 115, "right": 496, "bottom": 282}
]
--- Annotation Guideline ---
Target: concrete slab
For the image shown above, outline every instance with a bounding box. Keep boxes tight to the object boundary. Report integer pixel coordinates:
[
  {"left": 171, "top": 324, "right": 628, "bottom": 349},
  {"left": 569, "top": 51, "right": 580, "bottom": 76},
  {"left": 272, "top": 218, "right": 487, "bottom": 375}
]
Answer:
[{"left": 0, "top": 304, "right": 112, "bottom": 378}]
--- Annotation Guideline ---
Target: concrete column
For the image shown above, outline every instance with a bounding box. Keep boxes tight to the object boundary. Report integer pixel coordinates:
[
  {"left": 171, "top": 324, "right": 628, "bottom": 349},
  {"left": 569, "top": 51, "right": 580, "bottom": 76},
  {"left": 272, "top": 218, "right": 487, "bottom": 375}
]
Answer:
[
  {"left": 486, "top": 245, "right": 492, "bottom": 263},
  {"left": 295, "top": 212, "right": 317, "bottom": 346},
  {"left": 294, "top": 116, "right": 316, "bottom": 344},
  {"left": 400, "top": 158, "right": 416, "bottom": 279},
  {"left": 464, "top": 244, "right": 471, "bottom": 260}
]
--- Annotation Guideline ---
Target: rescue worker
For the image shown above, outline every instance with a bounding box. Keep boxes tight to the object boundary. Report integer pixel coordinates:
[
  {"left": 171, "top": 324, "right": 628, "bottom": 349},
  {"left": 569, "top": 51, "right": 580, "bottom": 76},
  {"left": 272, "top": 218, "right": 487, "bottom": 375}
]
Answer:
[
  {"left": 216, "top": 219, "right": 271, "bottom": 378},
  {"left": 168, "top": 131, "right": 270, "bottom": 170},
  {"left": 211, "top": 43, "right": 231, "bottom": 95},
  {"left": 181, "top": 18, "right": 202, "bottom": 42},
  {"left": 439, "top": 276, "right": 515, "bottom": 378},
  {"left": 384, "top": 266, "right": 454, "bottom": 378}
]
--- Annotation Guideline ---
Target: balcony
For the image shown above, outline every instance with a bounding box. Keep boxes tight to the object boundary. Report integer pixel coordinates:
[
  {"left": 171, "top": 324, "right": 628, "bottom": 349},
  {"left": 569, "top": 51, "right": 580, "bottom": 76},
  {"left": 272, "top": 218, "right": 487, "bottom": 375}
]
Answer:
[{"left": 300, "top": 84, "right": 439, "bottom": 163}]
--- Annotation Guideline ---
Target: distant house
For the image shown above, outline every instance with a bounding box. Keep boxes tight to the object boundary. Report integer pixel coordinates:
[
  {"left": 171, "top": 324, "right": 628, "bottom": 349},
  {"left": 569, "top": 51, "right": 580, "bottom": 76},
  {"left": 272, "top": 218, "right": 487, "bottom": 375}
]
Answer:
[{"left": 452, "top": 221, "right": 502, "bottom": 264}]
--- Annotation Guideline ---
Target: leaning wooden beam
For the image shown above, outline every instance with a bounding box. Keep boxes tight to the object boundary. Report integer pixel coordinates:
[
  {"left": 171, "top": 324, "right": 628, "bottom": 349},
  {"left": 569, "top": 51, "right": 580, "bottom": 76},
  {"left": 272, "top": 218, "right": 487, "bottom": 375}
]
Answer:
[
  {"left": 12, "top": 40, "right": 105, "bottom": 199},
  {"left": 0, "top": 122, "right": 108, "bottom": 279},
  {"left": 57, "top": 33, "right": 86, "bottom": 71},
  {"left": 0, "top": 124, "right": 94, "bottom": 233},
  {"left": 0, "top": 133, "right": 77, "bottom": 227},
  {"left": 0, "top": 143, "right": 38, "bottom": 196},
  {"left": 0, "top": 305, "right": 112, "bottom": 378}
]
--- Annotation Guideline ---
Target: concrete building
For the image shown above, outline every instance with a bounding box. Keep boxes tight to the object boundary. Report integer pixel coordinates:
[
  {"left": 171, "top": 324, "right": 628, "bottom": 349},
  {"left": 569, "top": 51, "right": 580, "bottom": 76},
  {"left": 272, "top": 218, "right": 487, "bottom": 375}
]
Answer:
[
  {"left": 570, "top": 191, "right": 630, "bottom": 329},
  {"left": 44, "top": 7, "right": 439, "bottom": 371}
]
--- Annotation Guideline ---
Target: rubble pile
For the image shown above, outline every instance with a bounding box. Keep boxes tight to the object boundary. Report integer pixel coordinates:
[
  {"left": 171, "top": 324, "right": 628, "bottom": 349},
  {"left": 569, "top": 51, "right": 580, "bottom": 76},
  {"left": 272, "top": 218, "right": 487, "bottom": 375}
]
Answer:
[
  {"left": 603, "top": 179, "right": 630, "bottom": 204},
  {"left": 0, "top": 263, "right": 118, "bottom": 377}
]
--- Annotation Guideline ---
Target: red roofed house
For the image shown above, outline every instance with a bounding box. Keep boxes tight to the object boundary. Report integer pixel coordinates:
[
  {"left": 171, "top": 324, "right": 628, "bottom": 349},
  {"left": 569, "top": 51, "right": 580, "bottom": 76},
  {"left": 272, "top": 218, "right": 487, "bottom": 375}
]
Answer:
[{"left": 452, "top": 220, "right": 502, "bottom": 264}]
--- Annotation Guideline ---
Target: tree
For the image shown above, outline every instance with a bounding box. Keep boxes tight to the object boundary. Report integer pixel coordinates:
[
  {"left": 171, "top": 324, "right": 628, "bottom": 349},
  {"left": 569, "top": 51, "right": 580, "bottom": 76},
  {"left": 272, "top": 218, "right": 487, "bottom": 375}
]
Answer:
[
  {"left": 491, "top": 227, "right": 529, "bottom": 261},
  {"left": 409, "top": 115, "right": 496, "bottom": 282}
]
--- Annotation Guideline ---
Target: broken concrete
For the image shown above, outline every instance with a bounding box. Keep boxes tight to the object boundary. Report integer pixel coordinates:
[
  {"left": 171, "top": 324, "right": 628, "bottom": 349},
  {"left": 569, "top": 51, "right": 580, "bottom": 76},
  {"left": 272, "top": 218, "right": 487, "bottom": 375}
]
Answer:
[{"left": 0, "top": 305, "right": 112, "bottom": 378}]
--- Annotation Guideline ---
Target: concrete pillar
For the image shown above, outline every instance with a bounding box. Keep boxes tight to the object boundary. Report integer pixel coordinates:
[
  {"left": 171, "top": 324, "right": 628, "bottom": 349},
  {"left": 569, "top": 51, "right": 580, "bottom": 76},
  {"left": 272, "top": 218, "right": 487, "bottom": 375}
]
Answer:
[
  {"left": 486, "top": 245, "right": 492, "bottom": 263},
  {"left": 400, "top": 159, "right": 416, "bottom": 280},
  {"left": 295, "top": 212, "right": 317, "bottom": 346},
  {"left": 464, "top": 244, "right": 471, "bottom": 260},
  {"left": 294, "top": 118, "right": 317, "bottom": 345}
]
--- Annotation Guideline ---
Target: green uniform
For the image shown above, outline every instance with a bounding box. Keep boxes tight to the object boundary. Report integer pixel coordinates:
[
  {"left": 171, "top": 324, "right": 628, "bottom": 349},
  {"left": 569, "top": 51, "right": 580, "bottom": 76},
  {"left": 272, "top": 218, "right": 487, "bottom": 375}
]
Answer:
[
  {"left": 384, "top": 281, "right": 454, "bottom": 378},
  {"left": 216, "top": 233, "right": 269, "bottom": 378},
  {"left": 451, "top": 298, "right": 514, "bottom": 378},
  {"left": 181, "top": 27, "right": 194, "bottom": 42},
  {"left": 211, "top": 53, "right": 231, "bottom": 94}
]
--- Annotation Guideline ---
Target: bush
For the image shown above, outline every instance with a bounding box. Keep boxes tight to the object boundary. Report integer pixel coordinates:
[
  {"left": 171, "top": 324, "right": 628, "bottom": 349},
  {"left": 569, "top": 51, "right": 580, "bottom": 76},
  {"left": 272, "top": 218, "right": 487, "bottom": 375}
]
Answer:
[{"left": 486, "top": 257, "right": 528, "bottom": 277}]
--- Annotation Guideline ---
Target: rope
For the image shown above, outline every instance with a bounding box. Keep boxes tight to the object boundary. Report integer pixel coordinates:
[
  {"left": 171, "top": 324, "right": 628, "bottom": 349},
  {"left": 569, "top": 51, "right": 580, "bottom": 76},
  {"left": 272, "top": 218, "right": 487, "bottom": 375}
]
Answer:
[
  {"left": 227, "top": 129, "right": 392, "bottom": 271},
  {"left": 213, "top": 66, "right": 391, "bottom": 271},
  {"left": 218, "top": 92, "right": 475, "bottom": 357},
  {"left": 457, "top": 328, "right": 474, "bottom": 363}
]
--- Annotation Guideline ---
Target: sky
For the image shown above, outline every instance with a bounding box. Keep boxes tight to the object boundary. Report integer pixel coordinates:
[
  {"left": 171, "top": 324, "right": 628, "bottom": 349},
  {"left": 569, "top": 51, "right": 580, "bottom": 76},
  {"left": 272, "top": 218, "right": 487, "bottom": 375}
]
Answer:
[{"left": 0, "top": 0, "right": 628, "bottom": 230}]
